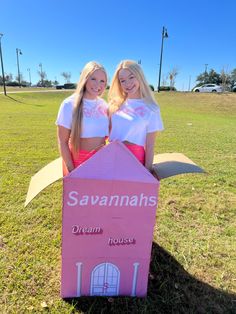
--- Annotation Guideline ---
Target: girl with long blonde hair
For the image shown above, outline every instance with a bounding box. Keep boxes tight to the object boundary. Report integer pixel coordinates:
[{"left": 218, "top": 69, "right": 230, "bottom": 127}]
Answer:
[
  {"left": 56, "top": 61, "right": 108, "bottom": 174},
  {"left": 108, "top": 60, "right": 164, "bottom": 171}
]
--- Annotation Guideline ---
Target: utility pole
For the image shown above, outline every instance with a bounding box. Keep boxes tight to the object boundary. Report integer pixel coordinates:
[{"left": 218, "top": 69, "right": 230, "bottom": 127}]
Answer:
[
  {"left": 188, "top": 75, "right": 191, "bottom": 92},
  {"left": 16, "top": 48, "right": 23, "bottom": 87},
  {"left": 27, "top": 68, "right": 31, "bottom": 86},
  {"left": 39, "top": 63, "right": 43, "bottom": 86},
  {"left": 204, "top": 64, "right": 208, "bottom": 83},
  {"left": 0, "top": 33, "right": 6, "bottom": 95},
  {"left": 157, "top": 26, "right": 168, "bottom": 92}
]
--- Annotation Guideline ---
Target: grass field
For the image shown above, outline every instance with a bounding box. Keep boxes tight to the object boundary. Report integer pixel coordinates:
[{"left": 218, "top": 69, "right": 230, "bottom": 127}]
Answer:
[
  {"left": 0, "top": 86, "right": 56, "bottom": 92},
  {"left": 0, "top": 91, "right": 235, "bottom": 313}
]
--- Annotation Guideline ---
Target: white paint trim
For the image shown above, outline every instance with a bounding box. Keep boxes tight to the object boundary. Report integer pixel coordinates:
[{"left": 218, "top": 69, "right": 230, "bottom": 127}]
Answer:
[
  {"left": 131, "top": 262, "right": 140, "bottom": 296},
  {"left": 76, "top": 262, "right": 83, "bottom": 296}
]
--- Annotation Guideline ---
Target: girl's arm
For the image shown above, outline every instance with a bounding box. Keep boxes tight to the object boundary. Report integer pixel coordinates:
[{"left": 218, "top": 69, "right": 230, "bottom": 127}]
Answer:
[
  {"left": 145, "top": 131, "right": 158, "bottom": 171},
  {"left": 57, "top": 126, "right": 75, "bottom": 173}
]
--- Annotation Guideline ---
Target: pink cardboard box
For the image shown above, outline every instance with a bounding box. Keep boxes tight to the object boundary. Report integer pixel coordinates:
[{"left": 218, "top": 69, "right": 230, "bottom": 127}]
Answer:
[
  {"left": 25, "top": 141, "right": 204, "bottom": 298},
  {"left": 61, "top": 142, "right": 159, "bottom": 297}
]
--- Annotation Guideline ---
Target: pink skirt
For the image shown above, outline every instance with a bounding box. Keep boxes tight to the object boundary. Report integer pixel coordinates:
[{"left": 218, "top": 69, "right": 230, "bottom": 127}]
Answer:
[
  {"left": 124, "top": 144, "right": 145, "bottom": 165},
  {"left": 63, "top": 149, "right": 97, "bottom": 176},
  {"left": 73, "top": 149, "right": 97, "bottom": 168}
]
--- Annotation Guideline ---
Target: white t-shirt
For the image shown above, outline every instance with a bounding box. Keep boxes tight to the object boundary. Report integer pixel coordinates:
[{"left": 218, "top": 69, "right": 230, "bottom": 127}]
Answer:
[
  {"left": 56, "top": 95, "right": 109, "bottom": 138},
  {"left": 109, "top": 98, "right": 164, "bottom": 146}
]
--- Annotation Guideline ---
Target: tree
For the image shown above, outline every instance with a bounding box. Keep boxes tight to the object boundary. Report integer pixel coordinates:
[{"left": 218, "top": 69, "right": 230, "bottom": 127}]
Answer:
[
  {"left": 36, "top": 79, "right": 51, "bottom": 87},
  {"left": 53, "top": 80, "right": 59, "bottom": 86},
  {"left": 161, "top": 74, "right": 168, "bottom": 86},
  {"left": 220, "top": 66, "right": 231, "bottom": 90},
  {"left": 1, "top": 73, "right": 14, "bottom": 85},
  {"left": 5, "top": 73, "right": 13, "bottom": 83},
  {"left": 230, "top": 68, "right": 236, "bottom": 85},
  {"left": 196, "top": 69, "right": 221, "bottom": 85},
  {"left": 149, "top": 84, "right": 154, "bottom": 91},
  {"left": 21, "top": 80, "right": 29, "bottom": 87},
  {"left": 43, "top": 80, "right": 53, "bottom": 87},
  {"left": 196, "top": 72, "right": 209, "bottom": 85},
  {"left": 169, "top": 67, "right": 178, "bottom": 90},
  {"left": 61, "top": 72, "right": 71, "bottom": 83},
  {"left": 38, "top": 71, "right": 47, "bottom": 86},
  {"left": 15, "top": 74, "right": 24, "bottom": 83}
]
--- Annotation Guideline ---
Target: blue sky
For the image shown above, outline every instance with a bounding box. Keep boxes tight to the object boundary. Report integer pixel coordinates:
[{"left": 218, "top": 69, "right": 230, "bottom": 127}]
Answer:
[{"left": 1, "top": 0, "right": 235, "bottom": 90}]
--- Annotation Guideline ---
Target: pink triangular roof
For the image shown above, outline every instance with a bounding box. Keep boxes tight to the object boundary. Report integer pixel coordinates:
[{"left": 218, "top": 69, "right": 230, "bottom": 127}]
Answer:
[{"left": 68, "top": 142, "right": 157, "bottom": 183}]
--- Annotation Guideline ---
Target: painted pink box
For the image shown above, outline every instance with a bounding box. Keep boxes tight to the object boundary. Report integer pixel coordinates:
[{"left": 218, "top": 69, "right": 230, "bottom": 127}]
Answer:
[{"left": 61, "top": 142, "right": 159, "bottom": 297}]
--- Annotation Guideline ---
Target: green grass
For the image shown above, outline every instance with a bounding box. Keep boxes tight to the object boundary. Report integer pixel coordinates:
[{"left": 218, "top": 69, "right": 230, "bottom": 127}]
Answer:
[
  {"left": 0, "top": 91, "right": 235, "bottom": 313},
  {"left": 0, "top": 86, "right": 57, "bottom": 92}
]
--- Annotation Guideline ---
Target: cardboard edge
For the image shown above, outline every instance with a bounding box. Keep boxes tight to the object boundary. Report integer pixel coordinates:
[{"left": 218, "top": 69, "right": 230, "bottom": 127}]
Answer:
[
  {"left": 25, "top": 151, "right": 205, "bottom": 207},
  {"left": 152, "top": 153, "right": 205, "bottom": 180},
  {"left": 24, "top": 157, "right": 63, "bottom": 207}
]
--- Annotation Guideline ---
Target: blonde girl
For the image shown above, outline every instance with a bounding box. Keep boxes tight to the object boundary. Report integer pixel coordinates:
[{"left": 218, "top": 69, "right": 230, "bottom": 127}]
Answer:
[
  {"left": 56, "top": 61, "right": 108, "bottom": 174},
  {"left": 108, "top": 60, "right": 164, "bottom": 171}
]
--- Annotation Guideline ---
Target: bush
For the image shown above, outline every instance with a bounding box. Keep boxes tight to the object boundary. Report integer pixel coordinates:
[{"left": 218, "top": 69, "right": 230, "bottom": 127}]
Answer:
[
  {"left": 56, "top": 85, "right": 64, "bottom": 90},
  {"left": 159, "top": 86, "right": 177, "bottom": 91},
  {"left": 149, "top": 85, "right": 155, "bottom": 91},
  {"left": 6, "top": 81, "right": 19, "bottom": 86},
  {"left": 56, "top": 83, "right": 76, "bottom": 90},
  {"left": 64, "top": 83, "right": 76, "bottom": 89}
]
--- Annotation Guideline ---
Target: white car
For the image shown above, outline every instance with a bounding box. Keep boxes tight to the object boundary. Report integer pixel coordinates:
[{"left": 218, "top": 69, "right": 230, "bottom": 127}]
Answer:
[{"left": 193, "top": 84, "right": 223, "bottom": 93}]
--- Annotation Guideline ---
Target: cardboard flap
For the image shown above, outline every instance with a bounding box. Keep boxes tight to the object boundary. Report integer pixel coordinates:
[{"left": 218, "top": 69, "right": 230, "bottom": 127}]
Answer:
[
  {"left": 152, "top": 153, "right": 205, "bottom": 179},
  {"left": 24, "top": 151, "right": 205, "bottom": 207},
  {"left": 25, "top": 157, "right": 63, "bottom": 207}
]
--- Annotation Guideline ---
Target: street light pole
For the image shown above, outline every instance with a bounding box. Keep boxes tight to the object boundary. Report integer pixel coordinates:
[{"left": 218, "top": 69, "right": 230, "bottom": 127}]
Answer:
[
  {"left": 204, "top": 63, "right": 208, "bottom": 83},
  {"left": 157, "top": 26, "right": 168, "bottom": 92},
  {"left": 27, "top": 68, "right": 31, "bottom": 86},
  {"left": 0, "top": 33, "right": 6, "bottom": 96},
  {"left": 16, "top": 48, "right": 22, "bottom": 87},
  {"left": 39, "top": 63, "right": 43, "bottom": 86}
]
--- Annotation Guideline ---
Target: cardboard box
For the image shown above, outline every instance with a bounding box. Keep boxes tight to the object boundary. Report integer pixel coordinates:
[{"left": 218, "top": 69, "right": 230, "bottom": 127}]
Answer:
[
  {"left": 25, "top": 142, "right": 204, "bottom": 297},
  {"left": 62, "top": 142, "right": 159, "bottom": 297}
]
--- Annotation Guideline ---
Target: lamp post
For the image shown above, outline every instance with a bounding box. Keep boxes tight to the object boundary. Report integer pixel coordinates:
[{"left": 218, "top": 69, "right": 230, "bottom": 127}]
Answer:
[
  {"left": 188, "top": 75, "right": 191, "bottom": 92},
  {"left": 204, "top": 64, "right": 208, "bottom": 83},
  {"left": 39, "top": 63, "right": 43, "bottom": 86},
  {"left": 157, "top": 26, "right": 168, "bottom": 92},
  {"left": 0, "top": 33, "right": 6, "bottom": 96},
  {"left": 27, "top": 68, "right": 31, "bottom": 86},
  {"left": 16, "top": 48, "right": 22, "bottom": 87}
]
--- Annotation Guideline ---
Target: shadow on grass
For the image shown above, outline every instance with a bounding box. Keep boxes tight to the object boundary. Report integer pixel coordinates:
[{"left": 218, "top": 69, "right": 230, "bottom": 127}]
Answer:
[
  {"left": 64, "top": 243, "right": 235, "bottom": 314},
  {"left": 6, "top": 95, "right": 44, "bottom": 106},
  {"left": 6, "top": 95, "right": 25, "bottom": 104}
]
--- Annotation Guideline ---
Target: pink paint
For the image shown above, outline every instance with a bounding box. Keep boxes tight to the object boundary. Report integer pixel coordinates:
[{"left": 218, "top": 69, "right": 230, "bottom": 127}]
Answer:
[
  {"left": 83, "top": 104, "right": 107, "bottom": 117},
  {"left": 61, "top": 142, "right": 159, "bottom": 297}
]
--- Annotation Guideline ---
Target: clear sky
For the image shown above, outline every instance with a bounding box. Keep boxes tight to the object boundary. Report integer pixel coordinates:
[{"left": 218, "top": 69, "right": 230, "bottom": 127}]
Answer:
[{"left": 1, "top": 0, "right": 235, "bottom": 91}]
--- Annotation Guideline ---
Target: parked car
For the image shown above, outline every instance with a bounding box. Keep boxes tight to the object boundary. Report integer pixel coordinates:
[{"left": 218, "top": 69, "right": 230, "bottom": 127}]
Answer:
[
  {"left": 56, "top": 83, "right": 76, "bottom": 90},
  {"left": 231, "top": 84, "right": 236, "bottom": 92},
  {"left": 56, "top": 85, "right": 64, "bottom": 90},
  {"left": 193, "top": 84, "right": 222, "bottom": 93}
]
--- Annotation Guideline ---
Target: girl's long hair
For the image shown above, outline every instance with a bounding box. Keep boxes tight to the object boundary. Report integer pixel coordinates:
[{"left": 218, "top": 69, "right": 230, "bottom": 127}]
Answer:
[
  {"left": 70, "top": 61, "right": 107, "bottom": 152},
  {"left": 108, "top": 60, "right": 157, "bottom": 114}
]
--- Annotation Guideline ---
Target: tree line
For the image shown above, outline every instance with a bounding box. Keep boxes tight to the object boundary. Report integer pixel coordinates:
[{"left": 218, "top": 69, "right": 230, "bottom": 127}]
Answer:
[
  {"left": 195, "top": 68, "right": 236, "bottom": 88},
  {"left": 1, "top": 67, "right": 236, "bottom": 89},
  {"left": 0, "top": 71, "right": 72, "bottom": 87}
]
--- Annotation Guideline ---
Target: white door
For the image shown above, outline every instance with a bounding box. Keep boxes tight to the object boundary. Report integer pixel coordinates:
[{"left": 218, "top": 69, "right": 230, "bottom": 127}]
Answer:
[{"left": 90, "top": 262, "right": 120, "bottom": 296}]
